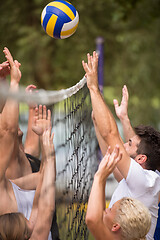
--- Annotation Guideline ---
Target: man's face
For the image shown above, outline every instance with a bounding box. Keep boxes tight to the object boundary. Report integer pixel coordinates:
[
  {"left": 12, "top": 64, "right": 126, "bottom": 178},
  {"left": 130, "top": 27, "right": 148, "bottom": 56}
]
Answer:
[
  {"left": 103, "top": 200, "right": 120, "bottom": 230},
  {"left": 124, "top": 135, "right": 141, "bottom": 159}
]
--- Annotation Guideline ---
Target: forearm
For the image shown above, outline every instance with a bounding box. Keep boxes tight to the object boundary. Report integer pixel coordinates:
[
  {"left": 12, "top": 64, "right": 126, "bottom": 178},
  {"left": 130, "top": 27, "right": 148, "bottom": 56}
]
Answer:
[
  {"left": 86, "top": 175, "right": 105, "bottom": 224},
  {"left": 1, "top": 81, "right": 19, "bottom": 132},
  {"left": 119, "top": 115, "right": 136, "bottom": 142},
  {"left": 13, "top": 172, "right": 40, "bottom": 190},
  {"left": 39, "top": 157, "right": 56, "bottom": 210},
  {"left": 24, "top": 107, "right": 40, "bottom": 158},
  {"left": 29, "top": 171, "right": 44, "bottom": 232},
  {"left": 89, "top": 88, "right": 119, "bottom": 146},
  {"left": 93, "top": 118, "right": 108, "bottom": 156}
]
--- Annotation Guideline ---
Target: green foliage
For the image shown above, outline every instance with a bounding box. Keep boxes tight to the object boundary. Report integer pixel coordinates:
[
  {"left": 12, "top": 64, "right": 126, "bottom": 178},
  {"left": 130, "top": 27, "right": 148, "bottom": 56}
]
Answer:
[{"left": 0, "top": 0, "right": 160, "bottom": 126}]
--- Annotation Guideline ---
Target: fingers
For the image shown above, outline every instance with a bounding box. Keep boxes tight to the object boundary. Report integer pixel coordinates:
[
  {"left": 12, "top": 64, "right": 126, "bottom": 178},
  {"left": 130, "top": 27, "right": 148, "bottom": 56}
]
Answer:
[
  {"left": 103, "top": 145, "right": 122, "bottom": 170},
  {"left": 42, "top": 128, "right": 54, "bottom": 149},
  {"left": 82, "top": 60, "right": 90, "bottom": 74},
  {"left": 47, "top": 109, "right": 51, "bottom": 126},
  {"left": 87, "top": 53, "right": 92, "bottom": 69},
  {"left": 92, "top": 51, "right": 99, "bottom": 69},
  {"left": 3, "top": 47, "right": 14, "bottom": 67},
  {"left": 51, "top": 131, "right": 54, "bottom": 141},
  {"left": 122, "top": 85, "right": 129, "bottom": 102},
  {"left": 113, "top": 99, "right": 119, "bottom": 109},
  {"left": 35, "top": 105, "right": 51, "bottom": 126},
  {"left": 43, "top": 105, "right": 47, "bottom": 120},
  {"left": 34, "top": 107, "right": 39, "bottom": 121},
  {"left": 82, "top": 51, "right": 99, "bottom": 74},
  {"left": 0, "top": 61, "right": 10, "bottom": 68},
  {"left": 38, "top": 105, "right": 43, "bottom": 120},
  {"left": 110, "top": 145, "right": 122, "bottom": 166},
  {"left": 14, "top": 60, "right": 21, "bottom": 68},
  {"left": 26, "top": 84, "right": 37, "bottom": 92}
]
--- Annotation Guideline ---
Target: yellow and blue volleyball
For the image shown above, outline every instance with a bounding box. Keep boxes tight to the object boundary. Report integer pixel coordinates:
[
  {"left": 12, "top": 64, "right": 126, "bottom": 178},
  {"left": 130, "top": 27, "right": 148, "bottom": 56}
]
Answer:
[{"left": 41, "top": 0, "right": 79, "bottom": 39}]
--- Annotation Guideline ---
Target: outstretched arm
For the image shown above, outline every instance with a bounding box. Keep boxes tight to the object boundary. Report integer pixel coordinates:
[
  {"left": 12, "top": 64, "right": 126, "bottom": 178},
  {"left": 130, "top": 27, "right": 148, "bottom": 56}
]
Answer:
[
  {"left": 29, "top": 128, "right": 56, "bottom": 240},
  {"left": 82, "top": 51, "right": 130, "bottom": 179},
  {"left": 0, "top": 47, "right": 21, "bottom": 181},
  {"left": 113, "top": 85, "right": 136, "bottom": 142},
  {"left": 92, "top": 111, "right": 124, "bottom": 182},
  {"left": 32, "top": 105, "right": 52, "bottom": 171},
  {"left": 86, "top": 145, "right": 122, "bottom": 240},
  {"left": 92, "top": 111, "right": 108, "bottom": 156},
  {"left": 24, "top": 85, "right": 40, "bottom": 158}
]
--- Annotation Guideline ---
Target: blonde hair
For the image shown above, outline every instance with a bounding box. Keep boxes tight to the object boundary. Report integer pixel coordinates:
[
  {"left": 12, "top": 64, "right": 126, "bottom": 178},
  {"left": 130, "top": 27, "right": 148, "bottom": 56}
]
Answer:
[
  {"left": 0, "top": 212, "right": 29, "bottom": 240},
  {"left": 114, "top": 197, "right": 151, "bottom": 240}
]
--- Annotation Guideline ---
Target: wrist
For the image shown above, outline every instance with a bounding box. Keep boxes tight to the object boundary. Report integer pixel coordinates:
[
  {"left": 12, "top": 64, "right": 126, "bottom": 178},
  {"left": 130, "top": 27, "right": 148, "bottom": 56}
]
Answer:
[
  {"left": 10, "top": 80, "right": 19, "bottom": 91},
  {"left": 94, "top": 172, "right": 106, "bottom": 186},
  {"left": 89, "top": 85, "right": 100, "bottom": 94},
  {"left": 119, "top": 114, "right": 129, "bottom": 122}
]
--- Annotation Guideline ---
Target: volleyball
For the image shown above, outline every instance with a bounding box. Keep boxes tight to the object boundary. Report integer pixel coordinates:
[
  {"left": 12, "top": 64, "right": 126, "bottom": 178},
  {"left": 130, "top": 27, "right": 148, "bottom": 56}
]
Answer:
[{"left": 41, "top": 0, "right": 79, "bottom": 39}]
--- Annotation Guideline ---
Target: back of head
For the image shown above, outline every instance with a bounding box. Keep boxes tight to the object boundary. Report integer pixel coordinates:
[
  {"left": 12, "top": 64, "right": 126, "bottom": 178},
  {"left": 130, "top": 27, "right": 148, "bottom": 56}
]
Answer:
[
  {"left": 115, "top": 197, "right": 151, "bottom": 240},
  {"left": 134, "top": 125, "right": 160, "bottom": 171},
  {"left": 0, "top": 212, "right": 29, "bottom": 240}
]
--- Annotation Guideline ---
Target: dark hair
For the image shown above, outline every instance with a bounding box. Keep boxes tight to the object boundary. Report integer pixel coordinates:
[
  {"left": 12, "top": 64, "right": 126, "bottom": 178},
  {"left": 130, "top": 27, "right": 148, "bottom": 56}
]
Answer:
[{"left": 134, "top": 125, "right": 160, "bottom": 171}]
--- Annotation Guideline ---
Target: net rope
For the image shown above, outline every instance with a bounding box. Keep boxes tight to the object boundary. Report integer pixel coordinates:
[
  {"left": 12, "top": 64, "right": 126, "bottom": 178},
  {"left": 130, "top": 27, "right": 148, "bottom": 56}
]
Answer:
[
  {"left": 13, "top": 77, "right": 99, "bottom": 240},
  {"left": 0, "top": 76, "right": 86, "bottom": 105}
]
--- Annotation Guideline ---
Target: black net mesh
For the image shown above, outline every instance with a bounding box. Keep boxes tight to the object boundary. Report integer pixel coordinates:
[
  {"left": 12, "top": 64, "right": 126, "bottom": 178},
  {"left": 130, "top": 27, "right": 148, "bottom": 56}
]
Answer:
[{"left": 52, "top": 83, "right": 98, "bottom": 240}]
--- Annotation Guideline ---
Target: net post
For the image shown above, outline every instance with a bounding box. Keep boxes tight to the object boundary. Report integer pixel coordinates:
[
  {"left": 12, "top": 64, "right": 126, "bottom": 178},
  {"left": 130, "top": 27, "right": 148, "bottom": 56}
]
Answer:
[{"left": 96, "top": 36, "right": 104, "bottom": 94}]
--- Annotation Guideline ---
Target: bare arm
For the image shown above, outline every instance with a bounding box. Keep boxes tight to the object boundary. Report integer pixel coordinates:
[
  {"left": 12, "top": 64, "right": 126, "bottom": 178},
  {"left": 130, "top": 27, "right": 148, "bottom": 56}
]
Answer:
[
  {"left": 92, "top": 111, "right": 123, "bottom": 182},
  {"left": 24, "top": 85, "right": 40, "bottom": 158},
  {"left": 82, "top": 52, "right": 130, "bottom": 179},
  {"left": 12, "top": 172, "right": 40, "bottom": 190},
  {"left": 29, "top": 128, "right": 56, "bottom": 240},
  {"left": 0, "top": 61, "right": 10, "bottom": 113},
  {"left": 113, "top": 85, "right": 136, "bottom": 142},
  {"left": 32, "top": 105, "right": 52, "bottom": 172},
  {"left": 86, "top": 146, "right": 122, "bottom": 239},
  {"left": 0, "top": 48, "right": 21, "bottom": 181}
]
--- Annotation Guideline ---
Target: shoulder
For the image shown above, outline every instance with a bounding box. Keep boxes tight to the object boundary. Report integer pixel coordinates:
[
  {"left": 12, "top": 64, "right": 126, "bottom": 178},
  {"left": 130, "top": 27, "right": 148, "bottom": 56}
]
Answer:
[{"left": 126, "top": 158, "right": 160, "bottom": 194}]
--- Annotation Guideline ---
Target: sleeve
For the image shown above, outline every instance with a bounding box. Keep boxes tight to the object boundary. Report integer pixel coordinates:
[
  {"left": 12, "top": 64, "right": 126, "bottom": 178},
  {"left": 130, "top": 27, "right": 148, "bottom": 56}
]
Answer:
[{"left": 126, "top": 158, "right": 157, "bottom": 198}]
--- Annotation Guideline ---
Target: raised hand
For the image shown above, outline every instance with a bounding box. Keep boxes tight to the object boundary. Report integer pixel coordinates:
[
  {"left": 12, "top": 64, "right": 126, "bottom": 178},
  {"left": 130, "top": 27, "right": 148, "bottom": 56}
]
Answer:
[
  {"left": 82, "top": 51, "right": 99, "bottom": 91},
  {"left": 3, "top": 47, "right": 21, "bottom": 84},
  {"left": 25, "top": 84, "right": 37, "bottom": 93},
  {"left": 42, "top": 128, "right": 55, "bottom": 161},
  {"left": 95, "top": 145, "right": 122, "bottom": 182},
  {"left": 113, "top": 85, "right": 129, "bottom": 120},
  {"left": 32, "top": 105, "right": 51, "bottom": 136},
  {"left": 0, "top": 61, "right": 10, "bottom": 79},
  {"left": 25, "top": 84, "right": 38, "bottom": 108}
]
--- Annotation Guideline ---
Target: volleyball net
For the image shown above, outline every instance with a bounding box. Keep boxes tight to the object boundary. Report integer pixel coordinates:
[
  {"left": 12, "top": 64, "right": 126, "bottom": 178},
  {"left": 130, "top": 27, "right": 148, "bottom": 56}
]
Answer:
[
  {"left": 53, "top": 81, "right": 99, "bottom": 240},
  {"left": 0, "top": 77, "right": 99, "bottom": 240}
]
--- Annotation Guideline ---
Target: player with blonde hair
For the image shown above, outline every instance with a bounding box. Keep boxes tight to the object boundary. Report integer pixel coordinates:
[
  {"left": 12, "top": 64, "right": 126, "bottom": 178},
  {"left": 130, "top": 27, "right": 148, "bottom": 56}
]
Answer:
[
  {"left": 82, "top": 51, "right": 160, "bottom": 239},
  {"left": 86, "top": 145, "right": 151, "bottom": 240}
]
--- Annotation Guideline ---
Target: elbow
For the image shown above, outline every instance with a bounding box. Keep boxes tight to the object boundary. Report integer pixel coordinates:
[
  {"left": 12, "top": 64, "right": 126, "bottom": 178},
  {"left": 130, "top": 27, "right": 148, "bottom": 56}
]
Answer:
[
  {"left": 85, "top": 214, "right": 98, "bottom": 230},
  {"left": 101, "top": 129, "right": 118, "bottom": 143},
  {"left": 0, "top": 127, "right": 17, "bottom": 139}
]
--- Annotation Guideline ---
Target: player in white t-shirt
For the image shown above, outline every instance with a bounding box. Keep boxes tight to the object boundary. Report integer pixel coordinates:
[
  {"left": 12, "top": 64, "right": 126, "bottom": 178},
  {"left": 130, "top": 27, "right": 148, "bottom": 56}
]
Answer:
[{"left": 82, "top": 51, "right": 160, "bottom": 240}]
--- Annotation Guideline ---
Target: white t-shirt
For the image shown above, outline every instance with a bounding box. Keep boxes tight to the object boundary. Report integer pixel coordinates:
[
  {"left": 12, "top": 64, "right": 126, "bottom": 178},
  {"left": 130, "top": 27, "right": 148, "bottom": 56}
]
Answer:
[
  {"left": 109, "top": 158, "right": 160, "bottom": 240},
  {"left": 11, "top": 181, "right": 52, "bottom": 240}
]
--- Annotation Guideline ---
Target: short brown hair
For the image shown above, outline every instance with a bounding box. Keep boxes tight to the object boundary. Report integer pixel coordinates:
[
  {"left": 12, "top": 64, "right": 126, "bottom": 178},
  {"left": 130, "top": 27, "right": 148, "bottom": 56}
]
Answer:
[{"left": 0, "top": 212, "right": 29, "bottom": 240}]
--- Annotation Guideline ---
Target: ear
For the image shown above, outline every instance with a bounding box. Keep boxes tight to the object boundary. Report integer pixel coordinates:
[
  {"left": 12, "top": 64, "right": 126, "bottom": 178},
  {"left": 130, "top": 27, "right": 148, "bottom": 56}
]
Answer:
[
  {"left": 111, "top": 223, "right": 121, "bottom": 232},
  {"left": 135, "top": 154, "right": 147, "bottom": 165}
]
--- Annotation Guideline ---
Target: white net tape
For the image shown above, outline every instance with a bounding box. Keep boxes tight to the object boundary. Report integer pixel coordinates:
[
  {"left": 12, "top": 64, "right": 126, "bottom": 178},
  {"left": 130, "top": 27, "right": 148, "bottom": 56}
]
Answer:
[{"left": 0, "top": 76, "right": 86, "bottom": 105}]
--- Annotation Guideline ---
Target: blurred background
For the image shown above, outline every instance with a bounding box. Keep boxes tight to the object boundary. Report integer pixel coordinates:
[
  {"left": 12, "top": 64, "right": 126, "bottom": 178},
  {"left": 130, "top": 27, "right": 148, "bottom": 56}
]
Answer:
[
  {"left": 1, "top": 1, "right": 160, "bottom": 239},
  {"left": 0, "top": 0, "right": 160, "bottom": 127}
]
